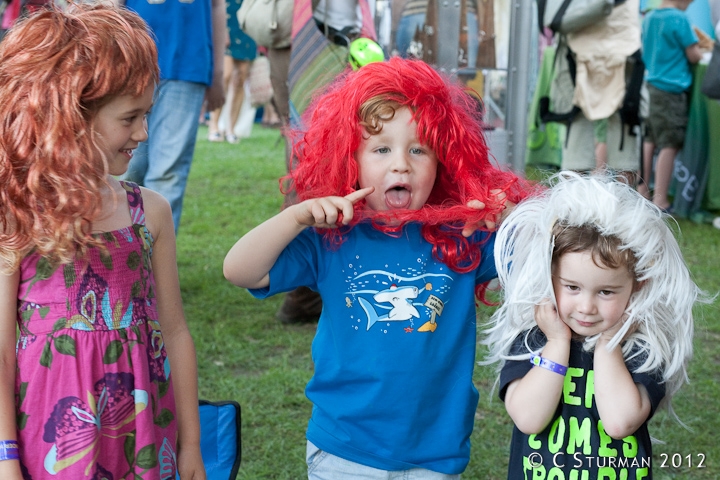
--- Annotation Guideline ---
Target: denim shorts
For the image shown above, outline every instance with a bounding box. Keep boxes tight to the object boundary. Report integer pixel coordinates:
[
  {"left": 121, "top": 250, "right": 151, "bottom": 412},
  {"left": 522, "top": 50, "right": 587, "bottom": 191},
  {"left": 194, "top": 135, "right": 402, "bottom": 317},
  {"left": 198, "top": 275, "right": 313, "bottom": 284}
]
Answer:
[{"left": 306, "top": 441, "right": 462, "bottom": 480}]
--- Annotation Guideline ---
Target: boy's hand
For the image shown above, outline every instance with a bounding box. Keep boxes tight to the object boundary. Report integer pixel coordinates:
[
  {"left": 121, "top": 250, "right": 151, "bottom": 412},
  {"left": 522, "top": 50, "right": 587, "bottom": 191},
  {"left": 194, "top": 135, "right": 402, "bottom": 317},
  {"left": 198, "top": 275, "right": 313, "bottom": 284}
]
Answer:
[
  {"left": 294, "top": 187, "right": 374, "bottom": 229},
  {"left": 461, "top": 189, "right": 515, "bottom": 236},
  {"left": 535, "top": 301, "right": 572, "bottom": 342}
]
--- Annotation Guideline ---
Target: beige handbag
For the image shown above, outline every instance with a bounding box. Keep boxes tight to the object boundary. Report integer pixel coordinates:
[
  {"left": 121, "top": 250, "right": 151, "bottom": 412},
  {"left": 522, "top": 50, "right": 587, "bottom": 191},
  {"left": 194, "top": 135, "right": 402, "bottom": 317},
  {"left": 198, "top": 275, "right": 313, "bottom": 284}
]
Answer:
[
  {"left": 247, "top": 56, "right": 274, "bottom": 107},
  {"left": 236, "top": 0, "right": 293, "bottom": 49}
]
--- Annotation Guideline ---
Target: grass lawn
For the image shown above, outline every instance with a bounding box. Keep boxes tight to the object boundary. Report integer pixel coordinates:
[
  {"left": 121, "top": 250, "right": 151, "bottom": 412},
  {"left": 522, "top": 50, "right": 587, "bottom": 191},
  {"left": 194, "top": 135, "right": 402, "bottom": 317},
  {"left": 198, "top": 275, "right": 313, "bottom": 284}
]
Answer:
[{"left": 179, "top": 124, "right": 720, "bottom": 479}]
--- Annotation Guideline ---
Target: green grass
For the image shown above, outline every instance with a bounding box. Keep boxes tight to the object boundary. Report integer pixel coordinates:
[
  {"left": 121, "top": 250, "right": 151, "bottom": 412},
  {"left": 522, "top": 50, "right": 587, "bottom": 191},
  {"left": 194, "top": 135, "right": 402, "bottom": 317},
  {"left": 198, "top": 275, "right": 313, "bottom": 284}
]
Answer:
[{"left": 179, "top": 124, "right": 720, "bottom": 479}]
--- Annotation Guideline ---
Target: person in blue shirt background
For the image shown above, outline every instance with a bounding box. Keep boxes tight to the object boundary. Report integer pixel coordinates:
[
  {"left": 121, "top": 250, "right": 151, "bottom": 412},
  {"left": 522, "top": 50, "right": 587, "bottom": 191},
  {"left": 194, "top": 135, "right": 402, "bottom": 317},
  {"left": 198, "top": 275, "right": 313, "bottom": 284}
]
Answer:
[
  {"left": 640, "top": 0, "right": 702, "bottom": 212},
  {"left": 123, "top": 0, "right": 226, "bottom": 233}
]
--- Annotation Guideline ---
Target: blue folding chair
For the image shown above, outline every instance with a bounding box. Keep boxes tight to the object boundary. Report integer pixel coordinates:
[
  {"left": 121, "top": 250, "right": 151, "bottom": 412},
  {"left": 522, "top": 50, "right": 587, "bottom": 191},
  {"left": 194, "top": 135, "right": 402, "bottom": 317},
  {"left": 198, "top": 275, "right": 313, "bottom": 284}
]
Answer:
[{"left": 178, "top": 400, "right": 241, "bottom": 480}]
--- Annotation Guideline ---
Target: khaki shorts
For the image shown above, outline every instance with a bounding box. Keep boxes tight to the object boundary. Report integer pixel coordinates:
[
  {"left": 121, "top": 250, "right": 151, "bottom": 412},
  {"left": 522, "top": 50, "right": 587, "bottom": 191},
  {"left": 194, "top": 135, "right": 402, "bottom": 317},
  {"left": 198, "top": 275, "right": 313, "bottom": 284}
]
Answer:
[
  {"left": 644, "top": 84, "right": 687, "bottom": 150},
  {"left": 561, "top": 112, "right": 640, "bottom": 172}
]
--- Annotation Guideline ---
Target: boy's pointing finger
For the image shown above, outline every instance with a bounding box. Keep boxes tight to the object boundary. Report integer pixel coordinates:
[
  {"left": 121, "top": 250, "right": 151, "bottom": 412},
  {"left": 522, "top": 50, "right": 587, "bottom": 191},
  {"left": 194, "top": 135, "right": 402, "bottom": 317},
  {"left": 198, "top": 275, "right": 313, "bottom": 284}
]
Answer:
[{"left": 345, "top": 186, "right": 375, "bottom": 203}]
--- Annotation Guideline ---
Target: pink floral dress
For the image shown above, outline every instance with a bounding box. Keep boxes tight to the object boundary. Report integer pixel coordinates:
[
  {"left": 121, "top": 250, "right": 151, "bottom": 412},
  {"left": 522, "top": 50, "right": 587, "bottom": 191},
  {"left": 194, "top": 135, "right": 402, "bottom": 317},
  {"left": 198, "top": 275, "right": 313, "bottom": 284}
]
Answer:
[{"left": 15, "top": 182, "right": 178, "bottom": 479}]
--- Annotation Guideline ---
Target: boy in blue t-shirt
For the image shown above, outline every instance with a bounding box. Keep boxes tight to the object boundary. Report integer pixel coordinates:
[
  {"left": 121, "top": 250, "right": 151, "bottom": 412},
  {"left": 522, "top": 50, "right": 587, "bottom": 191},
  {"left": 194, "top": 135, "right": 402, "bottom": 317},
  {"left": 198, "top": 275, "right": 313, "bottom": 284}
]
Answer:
[
  {"left": 224, "top": 58, "right": 531, "bottom": 477},
  {"left": 640, "top": 0, "right": 702, "bottom": 212}
]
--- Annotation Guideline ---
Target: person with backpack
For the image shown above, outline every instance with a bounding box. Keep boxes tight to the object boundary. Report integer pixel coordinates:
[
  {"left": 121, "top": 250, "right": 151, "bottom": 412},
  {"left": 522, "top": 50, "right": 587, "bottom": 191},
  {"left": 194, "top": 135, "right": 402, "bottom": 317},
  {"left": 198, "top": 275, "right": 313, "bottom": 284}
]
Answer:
[
  {"left": 553, "top": 0, "right": 645, "bottom": 185},
  {"left": 639, "top": 0, "right": 702, "bottom": 212}
]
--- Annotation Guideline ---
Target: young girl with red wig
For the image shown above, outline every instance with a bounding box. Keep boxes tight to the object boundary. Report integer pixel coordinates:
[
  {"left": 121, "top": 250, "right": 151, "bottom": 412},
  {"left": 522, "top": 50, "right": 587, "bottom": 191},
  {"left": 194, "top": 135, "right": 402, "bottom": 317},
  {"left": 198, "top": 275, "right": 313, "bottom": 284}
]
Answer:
[
  {"left": 0, "top": 5, "right": 205, "bottom": 479},
  {"left": 224, "top": 57, "right": 531, "bottom": 478}
]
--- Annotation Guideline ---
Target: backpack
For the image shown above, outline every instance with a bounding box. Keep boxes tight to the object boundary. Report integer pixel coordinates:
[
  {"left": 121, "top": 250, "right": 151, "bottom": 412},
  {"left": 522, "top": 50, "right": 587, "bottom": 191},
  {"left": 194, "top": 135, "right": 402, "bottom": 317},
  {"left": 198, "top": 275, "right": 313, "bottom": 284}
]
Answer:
[
  {"left": 537, "top": 0, "right": 625, "bottom": 34},
  {"left": 538, "top": 38, "right": 581, "bottom": 127},
  {"left": 617, "top": 49, "right": 645, "bottom": 149},
  {"left": 237, "top": 0, "right": 293, "bottom": 49},
  {"left": 539, "top": 39, "right": 645, "bottom": 150}
]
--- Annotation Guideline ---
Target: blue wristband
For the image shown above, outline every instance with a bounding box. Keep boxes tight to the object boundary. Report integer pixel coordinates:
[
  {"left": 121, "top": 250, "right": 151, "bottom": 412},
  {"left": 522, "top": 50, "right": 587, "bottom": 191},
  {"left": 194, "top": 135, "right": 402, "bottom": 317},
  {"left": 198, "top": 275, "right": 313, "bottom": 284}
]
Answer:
[
  {"left": 0, "top": 440, "right": 19, "bottom": 461},
  {"left": 530, "top": 355, "right": 568, "bottom": 376}
]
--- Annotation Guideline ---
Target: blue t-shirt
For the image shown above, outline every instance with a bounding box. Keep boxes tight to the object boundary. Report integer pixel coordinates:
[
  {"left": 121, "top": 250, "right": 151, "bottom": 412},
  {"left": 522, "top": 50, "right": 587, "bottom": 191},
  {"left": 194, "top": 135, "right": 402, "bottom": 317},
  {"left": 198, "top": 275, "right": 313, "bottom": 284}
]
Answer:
[
  {"left": 250, "top": 223, "right": 497, "bottom": 474},
  {"left": 642, "top": 8, "right": 698, "bottom": 93},
  {"left": 126, "top": 0, "right": 214, "bottom": 85}
]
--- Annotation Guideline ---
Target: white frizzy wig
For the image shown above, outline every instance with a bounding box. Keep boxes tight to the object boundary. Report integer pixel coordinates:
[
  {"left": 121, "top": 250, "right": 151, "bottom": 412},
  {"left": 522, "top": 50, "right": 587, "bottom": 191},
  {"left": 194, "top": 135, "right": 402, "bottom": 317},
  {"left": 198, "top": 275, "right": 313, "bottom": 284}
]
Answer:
[{"left": 482, "top": 171, "right": 709, "bottom": 406}]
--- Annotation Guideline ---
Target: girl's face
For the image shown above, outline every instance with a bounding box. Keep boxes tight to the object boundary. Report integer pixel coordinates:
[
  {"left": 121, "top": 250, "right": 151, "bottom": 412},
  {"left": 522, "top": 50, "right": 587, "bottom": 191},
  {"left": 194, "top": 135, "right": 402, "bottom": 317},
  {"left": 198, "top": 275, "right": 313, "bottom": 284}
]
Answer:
[
  {"left": 552, "top": 251, "right": 636, "bottom": 337},
  {"left": 355, "top": 107, "right": 438, "bottom": 211},
  {"left": 92, "top": 84, "right": 154, "bottom": 176}
]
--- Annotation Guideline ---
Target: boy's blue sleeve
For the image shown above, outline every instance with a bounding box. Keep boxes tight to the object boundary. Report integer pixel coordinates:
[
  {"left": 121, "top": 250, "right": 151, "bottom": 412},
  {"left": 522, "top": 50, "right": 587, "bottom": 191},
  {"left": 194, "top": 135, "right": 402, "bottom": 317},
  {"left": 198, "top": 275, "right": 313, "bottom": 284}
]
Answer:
[
  {"left": 475, "top": 231, "right": 497, "bottom": 284},
  {"left": 679, "top": 16, "right": 699, "bottom": 49},
  {"left": 248, "top": 229, "right": 320, "bottom": 299}
]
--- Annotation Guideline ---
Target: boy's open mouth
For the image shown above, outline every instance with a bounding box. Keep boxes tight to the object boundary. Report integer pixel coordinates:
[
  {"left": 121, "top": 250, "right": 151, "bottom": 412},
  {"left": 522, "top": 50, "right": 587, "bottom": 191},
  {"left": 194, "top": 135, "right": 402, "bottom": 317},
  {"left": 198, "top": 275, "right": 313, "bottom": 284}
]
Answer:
[{"left": 385, "top": 185, "right": 411, "bottom": 209}]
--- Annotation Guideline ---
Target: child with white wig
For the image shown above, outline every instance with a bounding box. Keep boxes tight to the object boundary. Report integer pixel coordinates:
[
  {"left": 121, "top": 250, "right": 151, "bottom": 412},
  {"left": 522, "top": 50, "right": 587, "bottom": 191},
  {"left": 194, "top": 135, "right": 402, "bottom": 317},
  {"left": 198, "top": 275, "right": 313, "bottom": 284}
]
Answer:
[{"left": 482, "top": 171, "right": 709, "bottom": 480}]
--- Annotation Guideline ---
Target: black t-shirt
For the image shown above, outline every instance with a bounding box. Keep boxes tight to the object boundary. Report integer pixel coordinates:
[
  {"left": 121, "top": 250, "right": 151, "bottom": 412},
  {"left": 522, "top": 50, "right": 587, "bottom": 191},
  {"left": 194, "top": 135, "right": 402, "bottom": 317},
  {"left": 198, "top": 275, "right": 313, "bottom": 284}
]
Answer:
[{"left": 499, "top": 329, "right": 665, "bottom": 480}]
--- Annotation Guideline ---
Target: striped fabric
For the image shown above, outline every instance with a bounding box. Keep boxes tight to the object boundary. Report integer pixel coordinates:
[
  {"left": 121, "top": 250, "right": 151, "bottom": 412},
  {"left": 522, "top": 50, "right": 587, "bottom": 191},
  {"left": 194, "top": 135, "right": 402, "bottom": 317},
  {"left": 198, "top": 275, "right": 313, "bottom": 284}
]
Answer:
[{"left": 288, "top": 0, "right": 377, "bottom": 118}]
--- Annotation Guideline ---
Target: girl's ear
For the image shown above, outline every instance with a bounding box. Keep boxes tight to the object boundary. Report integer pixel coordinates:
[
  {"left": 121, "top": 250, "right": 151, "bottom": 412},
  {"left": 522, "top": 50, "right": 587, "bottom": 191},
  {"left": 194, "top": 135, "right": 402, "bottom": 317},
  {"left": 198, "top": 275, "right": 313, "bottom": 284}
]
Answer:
[{"left": 633, "top": 279, "right": 647, "bottom": 293}]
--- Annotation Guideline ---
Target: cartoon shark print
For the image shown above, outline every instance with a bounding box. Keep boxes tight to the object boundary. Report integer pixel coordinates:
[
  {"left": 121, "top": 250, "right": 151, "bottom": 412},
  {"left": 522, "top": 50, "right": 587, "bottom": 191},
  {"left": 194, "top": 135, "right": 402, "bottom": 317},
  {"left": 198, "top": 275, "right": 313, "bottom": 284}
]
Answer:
[
  {"left": 344, "top": 258, "right": 453, "bottom": 333},
  {"left": 358, "top": 284, "right": 420, "bottom": 330}
]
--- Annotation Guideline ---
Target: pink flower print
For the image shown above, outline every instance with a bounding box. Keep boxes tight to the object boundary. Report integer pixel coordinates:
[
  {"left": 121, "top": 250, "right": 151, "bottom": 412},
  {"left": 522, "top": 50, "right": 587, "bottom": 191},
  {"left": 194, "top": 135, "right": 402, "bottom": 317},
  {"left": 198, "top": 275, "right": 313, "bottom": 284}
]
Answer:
[
  {"left": 91, "top": 464, "right": 114, "bottom": 480},
  {"left": 18, "top": 300, "right": 51, "bottom": 334},
  {"left": 119, "top": 226, "right": 134, "bottom": 244},
  {"left": 125, "top": 183, "right": 142, "bottom": 212},
  {"left": 101, "top": 287, "right": 133, "bottom": 330},
  {"left": 72, "top": 266, "right": 108, "bottom": 330},
  {"left": 158, "top": 437, "right": 177, "bottom": 479},
  {"left": 69, "top": 290, "right": 99, "bottom": 331},
  {"left": 81, "top": 291, "right": 98, "bottom": 323},
  {"left": 131, "top": 298, "right": 148, "bottom": 326},
  {"left": 133, "top": 224, "right": 154, "bottom": 255},
  {"left": 17, "top": 334, "right": 39, "bottom": 352},
  {"left": 150, "top": 331, "right": 164, "bottom": 360},
  {"left": 42, "top": 373, "right": 148, "bottom": 475},
  {"left": 147, "top": 330, "right": 170, "bottom": 383}
]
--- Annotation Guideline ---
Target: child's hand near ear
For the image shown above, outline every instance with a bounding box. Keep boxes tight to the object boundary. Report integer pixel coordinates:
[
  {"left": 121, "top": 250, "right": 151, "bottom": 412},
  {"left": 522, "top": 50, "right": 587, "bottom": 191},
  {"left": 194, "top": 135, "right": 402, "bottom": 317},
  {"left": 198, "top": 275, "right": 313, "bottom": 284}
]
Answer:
[
  {"left": 293, "top": 187, "right": 374, "bottom": 229},
  {"left": 534, "top": 301, "right": 572, "bottom": 342},
  {"left": 462, "top": 189, "right": 515, "bottom": 236}
]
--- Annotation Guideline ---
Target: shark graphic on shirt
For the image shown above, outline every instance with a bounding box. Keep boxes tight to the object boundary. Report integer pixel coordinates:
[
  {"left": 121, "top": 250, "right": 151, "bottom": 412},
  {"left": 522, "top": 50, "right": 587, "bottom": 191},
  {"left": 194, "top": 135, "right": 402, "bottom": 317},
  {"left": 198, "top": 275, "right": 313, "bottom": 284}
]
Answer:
[
  {"left": 344, "top": 264, "right": 452, "bottom": 333},
  {"left": 358, "top": 285, "right": 420, "bottom": 330}
]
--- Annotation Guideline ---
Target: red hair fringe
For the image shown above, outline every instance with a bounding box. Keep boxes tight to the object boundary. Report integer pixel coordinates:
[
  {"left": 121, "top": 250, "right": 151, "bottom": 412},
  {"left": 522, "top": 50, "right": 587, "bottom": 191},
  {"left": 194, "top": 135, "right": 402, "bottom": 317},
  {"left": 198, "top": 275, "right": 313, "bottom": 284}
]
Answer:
[{"left": 283, "top": 58, "right": 535, "bottom": 302}]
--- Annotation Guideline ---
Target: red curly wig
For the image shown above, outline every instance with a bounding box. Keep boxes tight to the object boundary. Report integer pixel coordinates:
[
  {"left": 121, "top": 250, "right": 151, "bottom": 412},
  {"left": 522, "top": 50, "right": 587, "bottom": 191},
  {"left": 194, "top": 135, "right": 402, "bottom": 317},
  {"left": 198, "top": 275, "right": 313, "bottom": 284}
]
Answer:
[
  {"left": 285, "top": 58, "right": 532, "bottom": 298},
  {"left": 0, "top": 3, "right": 159, "bottom": 272}
]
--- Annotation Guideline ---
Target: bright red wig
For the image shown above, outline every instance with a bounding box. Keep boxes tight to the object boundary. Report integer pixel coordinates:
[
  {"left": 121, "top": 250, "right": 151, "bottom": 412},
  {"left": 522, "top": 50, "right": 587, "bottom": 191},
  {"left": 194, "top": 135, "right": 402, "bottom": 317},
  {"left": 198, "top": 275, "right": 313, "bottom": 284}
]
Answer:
[
  {"left": 285, "top": 58, "right": 532, "bottom": 298},
  {"left": 0, "top": 4, "right": 159, "bottom": 272}
]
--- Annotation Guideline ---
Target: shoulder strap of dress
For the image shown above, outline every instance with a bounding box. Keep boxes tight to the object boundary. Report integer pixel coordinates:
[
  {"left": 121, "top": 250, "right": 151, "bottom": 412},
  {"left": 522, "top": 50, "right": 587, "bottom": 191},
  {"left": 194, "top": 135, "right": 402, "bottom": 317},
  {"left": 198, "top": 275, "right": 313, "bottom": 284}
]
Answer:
[{"left": 120, "top": 181, "right": 146, "bottom": 226}]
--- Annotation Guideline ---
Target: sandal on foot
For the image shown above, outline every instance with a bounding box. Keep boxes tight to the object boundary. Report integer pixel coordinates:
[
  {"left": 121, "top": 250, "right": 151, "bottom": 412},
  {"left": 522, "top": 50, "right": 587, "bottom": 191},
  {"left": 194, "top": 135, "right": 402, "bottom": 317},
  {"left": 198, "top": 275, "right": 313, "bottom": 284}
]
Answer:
[
  {"left": 208, "top": 131, "right": 223, "bottom": 142},
  {"left": 225, "top": 133, "right": 240, "bottom": 144}
]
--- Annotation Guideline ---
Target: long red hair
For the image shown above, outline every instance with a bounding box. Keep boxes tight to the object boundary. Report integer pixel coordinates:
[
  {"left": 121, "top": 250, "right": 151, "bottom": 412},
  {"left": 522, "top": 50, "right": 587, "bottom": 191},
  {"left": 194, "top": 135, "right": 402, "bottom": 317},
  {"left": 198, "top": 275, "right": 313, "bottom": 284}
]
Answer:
[
  {"left": 0, "top": 4, "right": 159, "bottom": 272},
  {"left": 285, "top": 58, "right": 532, "bottom": 299}
]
